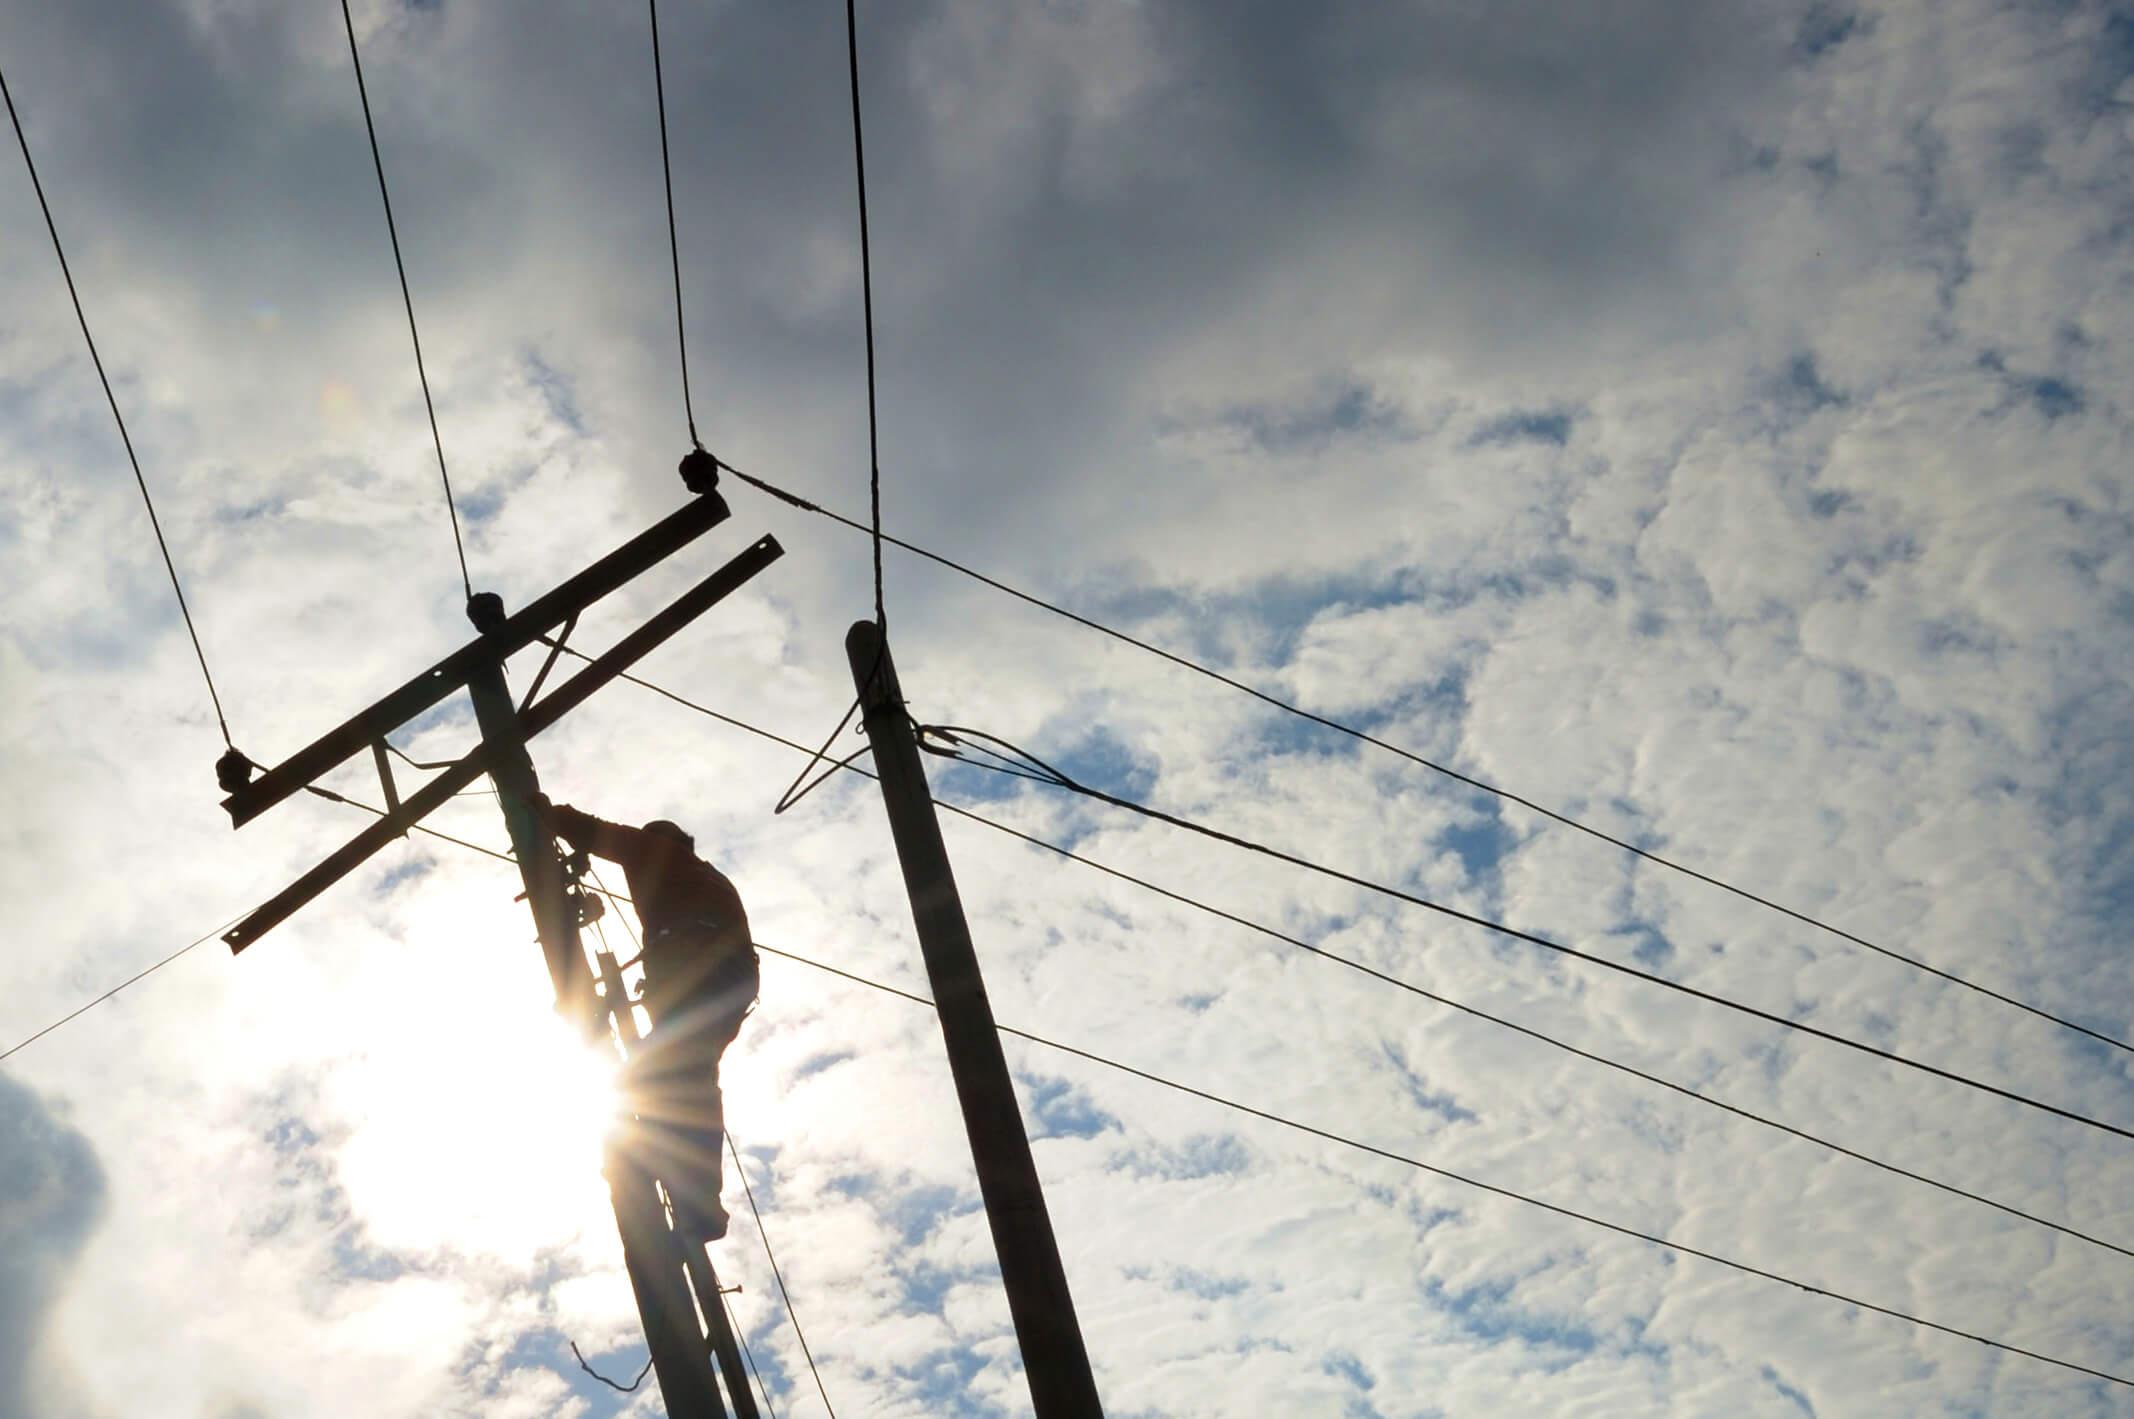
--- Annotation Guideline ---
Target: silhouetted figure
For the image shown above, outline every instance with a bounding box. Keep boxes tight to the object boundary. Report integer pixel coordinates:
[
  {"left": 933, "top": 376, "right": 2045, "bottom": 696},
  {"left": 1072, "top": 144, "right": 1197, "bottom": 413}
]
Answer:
[{"left": 543, "top": 801, "right": 757, "bottom": 1241}]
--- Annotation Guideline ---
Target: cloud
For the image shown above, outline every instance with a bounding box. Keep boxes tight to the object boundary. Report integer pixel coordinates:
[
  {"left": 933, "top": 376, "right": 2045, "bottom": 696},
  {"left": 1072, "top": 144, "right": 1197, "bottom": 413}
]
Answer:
[
  {"left": 0, "top": 1072, "right": 107, "bottom": 1419},
  {"left": 3, "top": 0, "right": 2133, "bottom": 1414}
]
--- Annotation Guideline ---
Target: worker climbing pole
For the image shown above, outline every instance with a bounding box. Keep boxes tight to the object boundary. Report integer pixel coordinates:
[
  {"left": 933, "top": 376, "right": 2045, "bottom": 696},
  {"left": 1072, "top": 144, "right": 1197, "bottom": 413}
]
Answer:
[{"left": 218, "top": 458, "right": 780, "bottom": 1419}]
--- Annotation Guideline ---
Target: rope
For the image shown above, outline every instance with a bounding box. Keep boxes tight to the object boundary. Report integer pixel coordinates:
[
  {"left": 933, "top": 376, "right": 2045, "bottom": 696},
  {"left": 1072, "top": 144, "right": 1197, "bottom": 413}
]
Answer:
[
  {"left": 3, "top": 64, "right": 235, "bottom": 748},
  {"left": 339, "top": 0, "right": 473, "bottom": 598}
]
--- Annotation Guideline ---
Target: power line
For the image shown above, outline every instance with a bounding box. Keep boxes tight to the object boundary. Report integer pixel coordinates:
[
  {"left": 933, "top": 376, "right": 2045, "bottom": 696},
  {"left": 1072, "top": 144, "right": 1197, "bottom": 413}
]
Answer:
[
  {"left": 339, "top": 0, "right": 472, "bottom": 600},
  {"left": 749, "top": 939, "right": 2134, "bottom": 1393},
  {"left": 645, "top": 0, "right": 702, "bottom": 448},
  {"left": 759, "top": 0, "right": 890, "bottom": 818},
  {"left": 2, "top": 65, "right": 236, "bottom": 750},
  {"left": 10, "top": 702, "right": 2127, "bottom": 1388},
  {"left": 843, "top": 0, "right": 884, "bottom": 633},
  {"left": 715, "top": 462, "right": 2133, "bottom": 1058},
  {"left": 0, "top": 916, "right": 243, "bottom": 1064},
  {"left": 918, "top": 724, "right": 2134, "bottom": 1145},
  {"left": 729, "top": 1133, "right": 838, "bottom": 1419},
  {"left": 718, "top": 1284, "right": 781, "bottom": 1419},
  {"left": 534, "top": 658, "right": 2134, "bottom": 1259},
  {"left": 15, "top": 818, "right": 2119, "bottom": 1394}
]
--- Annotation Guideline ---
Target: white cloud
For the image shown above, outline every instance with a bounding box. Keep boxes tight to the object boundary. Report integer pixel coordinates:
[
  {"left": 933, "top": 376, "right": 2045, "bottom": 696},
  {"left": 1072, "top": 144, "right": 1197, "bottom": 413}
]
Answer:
[{"left": 3, "top": 0, "right": 2132, "bottom": 1415}]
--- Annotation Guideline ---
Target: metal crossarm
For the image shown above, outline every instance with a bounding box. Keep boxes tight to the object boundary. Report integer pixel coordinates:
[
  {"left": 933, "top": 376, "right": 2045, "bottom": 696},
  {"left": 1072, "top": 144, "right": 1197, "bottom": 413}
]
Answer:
[
  {"left": 222, "top": 492, "right": 733, "bottom": 829},
  {"left": 223, "top": 533, "right": 782, "bottom": 954}
]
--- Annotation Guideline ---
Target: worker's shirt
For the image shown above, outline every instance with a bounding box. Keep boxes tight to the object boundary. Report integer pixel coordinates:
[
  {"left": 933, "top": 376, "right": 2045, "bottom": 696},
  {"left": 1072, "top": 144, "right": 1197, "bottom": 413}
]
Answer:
[{"left": 551, "top": 807, "right": 750, "bottom": 953}]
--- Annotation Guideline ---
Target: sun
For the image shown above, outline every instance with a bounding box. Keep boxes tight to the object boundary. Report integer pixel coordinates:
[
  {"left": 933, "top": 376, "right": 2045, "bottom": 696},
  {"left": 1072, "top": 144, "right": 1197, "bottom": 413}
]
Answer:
[{"left": 327, "top": 924, "right": 630, "bottom": 1263}]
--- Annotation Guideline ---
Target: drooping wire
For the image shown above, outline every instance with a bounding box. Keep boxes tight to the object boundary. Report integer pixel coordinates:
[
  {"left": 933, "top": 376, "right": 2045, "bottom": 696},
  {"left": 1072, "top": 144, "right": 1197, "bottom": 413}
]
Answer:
[
  {"left": 510, "top": 663, "right": 2134, "bottom": 1257},
  {"left": 749, "top": 940, "right": 2134, "bottom": 1392},
  {"left": 568, "top": 1341, "right": 653, "bottom": 1394},
  {"left": 3, "top": 65, "right": 235, "bottom": 749},
  {"left": 339, "top": 0, "right": 473, "bottom": 599},
  {"left": 917, "top": 724, "right": 2134, "bottom": 1145},
  {"left": 716, "top": 461, "right": 2133, "bottom": 1058},
  {"left": 646, "top": 0, "right": 701, "bottom": 447},
  {"left": 772, "top": 695, "right": 871, "bottom": 816},
  {"left": 728, "top": 1133, "right": 838, "bottom": 1419},
  {"left": 17, "top": 886, "right": 2118, "bottom": 1389}
]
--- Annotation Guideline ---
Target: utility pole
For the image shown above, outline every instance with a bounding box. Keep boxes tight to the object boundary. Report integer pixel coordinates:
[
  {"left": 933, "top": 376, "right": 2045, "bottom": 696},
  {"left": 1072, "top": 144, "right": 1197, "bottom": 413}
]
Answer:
[
  {"left": 220, "top": 486, "right": 781, "bottom": 1418},
  {"left": 467, "top": 655, "right": 755, "bottom": 1419},
  {"left": 846, "top": 619, "right": 1105, "bottom": 1418}
]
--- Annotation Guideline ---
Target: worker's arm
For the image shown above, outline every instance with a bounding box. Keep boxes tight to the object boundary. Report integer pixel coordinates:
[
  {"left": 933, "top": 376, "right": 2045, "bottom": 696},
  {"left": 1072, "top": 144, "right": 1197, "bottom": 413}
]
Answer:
[{"left": 546, "top": 802, "right": 648, "bottom": 865}]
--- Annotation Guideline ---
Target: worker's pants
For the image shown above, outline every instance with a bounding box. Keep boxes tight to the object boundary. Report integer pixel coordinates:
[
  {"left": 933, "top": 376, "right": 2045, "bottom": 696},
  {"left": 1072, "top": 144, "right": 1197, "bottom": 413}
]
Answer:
[{"left": 631, "top": 938, "right": 759, "bottom": 1225}]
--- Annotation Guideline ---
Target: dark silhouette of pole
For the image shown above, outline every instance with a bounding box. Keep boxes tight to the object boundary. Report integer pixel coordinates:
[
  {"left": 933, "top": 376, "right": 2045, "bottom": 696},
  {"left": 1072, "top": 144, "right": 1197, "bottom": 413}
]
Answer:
[
  {"left": 593, "top": 946, "right": 761, "bottom": 1419},
  {"left": 846, "top": 619, "right": 1104, "bottom": 1418},
  {"left": 468, "top": 656, "right": 729, "bottom": 1419}
]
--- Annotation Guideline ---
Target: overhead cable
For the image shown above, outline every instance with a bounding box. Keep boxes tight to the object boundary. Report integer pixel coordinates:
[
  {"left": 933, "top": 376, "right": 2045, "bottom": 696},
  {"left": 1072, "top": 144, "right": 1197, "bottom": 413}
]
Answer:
[
  {"left": 915, "top": 724, "right": 2134, "bottom": 1143},
  {"left": 749, "top": 939, "right": 2134, "bottom": 1393},
  {"left": 339, "top": 0, "right": 473, "bottom": 598},
  {"left": 646, "top": 0, "right": 702, "bottom": 447},
  {"left": 718, "top": 1285, "right": 780, "bottom": 1419},
  {"left": 2, "top": 65, "right": 237, "bottom": 749},
  {"left": 768, "top": 0, "right": 892, "bottom": 818},
  {"left": 715, "top": 461, "right": 2131, "bottom": 1058},
  {"left": 530, "top": 655, "right": 2134, "bottom": 1257},
  {"left": 19, "top": 854, "right": 2118, "bottom": 1390},
  {"left": 842, "top": 0, "right": 885, "bottom": 631},
  {"left": 728, "top": 1133, "right": 839, "bottom": 1419},
  {"left": 0, "top": 915, "right": 244, "bottom": 1064}
]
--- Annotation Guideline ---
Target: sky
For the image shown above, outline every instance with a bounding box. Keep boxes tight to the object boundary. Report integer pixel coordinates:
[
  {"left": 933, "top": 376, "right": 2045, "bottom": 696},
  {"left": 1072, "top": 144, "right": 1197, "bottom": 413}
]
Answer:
[{"left": 2, "top": 0, "right": 2132, "bottom": 1415}]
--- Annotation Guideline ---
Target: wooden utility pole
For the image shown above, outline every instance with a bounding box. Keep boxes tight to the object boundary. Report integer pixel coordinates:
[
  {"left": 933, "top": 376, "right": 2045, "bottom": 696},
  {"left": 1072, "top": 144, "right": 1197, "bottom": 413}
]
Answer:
[
  {"left": 468, "top": 660, "right": 754, "bottom": 1419},
  {"left": 846, "top": 619, "right": 1105, "bottom": 1418},
  {"left": 220, "top": 489, "right": 782, "bottom": 1418}
]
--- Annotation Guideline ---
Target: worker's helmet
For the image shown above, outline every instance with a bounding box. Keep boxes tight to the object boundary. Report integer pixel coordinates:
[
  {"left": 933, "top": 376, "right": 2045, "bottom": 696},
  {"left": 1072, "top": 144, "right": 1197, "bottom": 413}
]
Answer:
[{"left": 645, "top": 819, "right": 695, "bottom": 851}]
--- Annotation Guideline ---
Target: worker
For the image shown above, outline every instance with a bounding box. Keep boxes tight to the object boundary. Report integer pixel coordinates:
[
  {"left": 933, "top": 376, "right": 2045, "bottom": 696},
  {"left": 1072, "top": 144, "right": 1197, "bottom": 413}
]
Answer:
[{"left": 539, "top": 798, "right": 757, "bottom": 1241}]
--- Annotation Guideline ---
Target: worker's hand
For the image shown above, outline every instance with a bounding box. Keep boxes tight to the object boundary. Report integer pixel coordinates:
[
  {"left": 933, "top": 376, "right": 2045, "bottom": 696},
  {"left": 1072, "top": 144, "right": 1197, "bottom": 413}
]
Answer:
[{"left": 528, "top": 791, "right": 554, "bottom": 822}]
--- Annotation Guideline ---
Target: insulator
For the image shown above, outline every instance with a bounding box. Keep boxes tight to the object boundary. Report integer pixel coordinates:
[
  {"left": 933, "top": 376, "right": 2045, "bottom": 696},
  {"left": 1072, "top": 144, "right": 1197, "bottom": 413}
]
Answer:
[
  {"left": 678, "top": 446, "right": 720, "bottom": 495},
  {"left": 215, "top": 747, "right": 254, "bottom": 794},
  {"left": 465, "top": 591, "right": 507, "bottom": 634}
]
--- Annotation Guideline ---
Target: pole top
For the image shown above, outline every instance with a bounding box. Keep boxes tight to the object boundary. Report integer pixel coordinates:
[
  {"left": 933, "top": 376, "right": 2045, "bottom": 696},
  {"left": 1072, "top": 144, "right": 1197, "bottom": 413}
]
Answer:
[{"left": 845, "top": 617, "right": 882, "bottom": 661}]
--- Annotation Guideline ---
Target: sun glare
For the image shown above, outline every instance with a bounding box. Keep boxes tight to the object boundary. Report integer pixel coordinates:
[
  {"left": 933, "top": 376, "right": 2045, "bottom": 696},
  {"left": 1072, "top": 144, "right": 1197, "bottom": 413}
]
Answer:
[{"left": 331, "top": 969, "right": 625, "bottom": 1262}]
